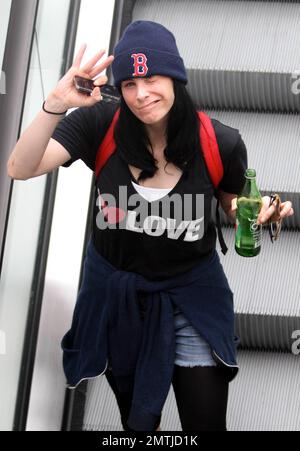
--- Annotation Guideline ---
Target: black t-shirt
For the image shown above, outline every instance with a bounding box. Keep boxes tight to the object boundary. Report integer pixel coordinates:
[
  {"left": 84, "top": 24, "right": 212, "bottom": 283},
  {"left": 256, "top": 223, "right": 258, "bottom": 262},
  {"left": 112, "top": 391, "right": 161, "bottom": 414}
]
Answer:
[{"left": 52, "top": 102, "right": 247, "bottom": 280}]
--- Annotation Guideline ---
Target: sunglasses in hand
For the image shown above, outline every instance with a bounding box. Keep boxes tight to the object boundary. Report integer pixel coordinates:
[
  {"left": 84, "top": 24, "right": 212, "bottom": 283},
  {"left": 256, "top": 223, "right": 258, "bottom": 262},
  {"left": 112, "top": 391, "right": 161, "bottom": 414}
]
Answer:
[{"left": 268, "top": 194, "right": 282, "bottom": 243}]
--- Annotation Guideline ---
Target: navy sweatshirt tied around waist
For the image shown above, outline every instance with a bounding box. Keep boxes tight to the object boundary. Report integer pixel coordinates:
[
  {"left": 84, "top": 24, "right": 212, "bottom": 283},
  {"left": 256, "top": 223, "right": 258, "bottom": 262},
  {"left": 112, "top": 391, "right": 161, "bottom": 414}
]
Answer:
[{"left": 61, "top": 236, "right": 239, "bottom": 431}]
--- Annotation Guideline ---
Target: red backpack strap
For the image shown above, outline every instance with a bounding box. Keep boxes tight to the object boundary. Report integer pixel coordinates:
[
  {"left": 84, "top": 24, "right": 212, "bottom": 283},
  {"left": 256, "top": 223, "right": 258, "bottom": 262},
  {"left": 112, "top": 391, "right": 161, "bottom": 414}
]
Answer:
[
  {"left": 198, "top": 111, "right": 228, "bottom": 255},
  {"left": 198, "top": 111, "right": 223, "bottom": 188},
  {"left": 95, "top": 108, "right": 120, "bottom": 178}
]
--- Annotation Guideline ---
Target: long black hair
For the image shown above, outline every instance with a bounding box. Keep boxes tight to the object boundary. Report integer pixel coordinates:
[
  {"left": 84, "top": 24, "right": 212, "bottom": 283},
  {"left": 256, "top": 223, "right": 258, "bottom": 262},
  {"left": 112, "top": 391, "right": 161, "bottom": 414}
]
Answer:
[{"left": 114, "top": 80, "right": 200, "bottom": 183}]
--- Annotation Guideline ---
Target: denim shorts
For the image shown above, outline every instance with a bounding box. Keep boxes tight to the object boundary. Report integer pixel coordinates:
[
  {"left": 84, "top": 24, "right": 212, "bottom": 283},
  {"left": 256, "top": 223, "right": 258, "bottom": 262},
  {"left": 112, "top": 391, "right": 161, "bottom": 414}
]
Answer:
[{"left": 174, "top": 306, "right": 217, "bottom": 367}]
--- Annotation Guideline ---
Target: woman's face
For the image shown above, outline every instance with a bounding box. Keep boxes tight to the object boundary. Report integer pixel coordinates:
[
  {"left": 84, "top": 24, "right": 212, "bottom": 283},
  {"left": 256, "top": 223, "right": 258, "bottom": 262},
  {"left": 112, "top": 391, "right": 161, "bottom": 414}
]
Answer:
[{"left": 120, "top": 75, "right": 175, "bottom": 127}]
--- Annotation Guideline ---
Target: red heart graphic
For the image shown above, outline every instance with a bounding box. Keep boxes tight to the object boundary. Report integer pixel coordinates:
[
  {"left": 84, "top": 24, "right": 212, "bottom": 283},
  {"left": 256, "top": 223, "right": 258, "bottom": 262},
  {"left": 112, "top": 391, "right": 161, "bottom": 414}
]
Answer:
[
  {"left": 102, "top": 206, "right": 126, "bottom": 224},
  {"left": 98, "top": 190, "right": 126, "bottom": 224}
]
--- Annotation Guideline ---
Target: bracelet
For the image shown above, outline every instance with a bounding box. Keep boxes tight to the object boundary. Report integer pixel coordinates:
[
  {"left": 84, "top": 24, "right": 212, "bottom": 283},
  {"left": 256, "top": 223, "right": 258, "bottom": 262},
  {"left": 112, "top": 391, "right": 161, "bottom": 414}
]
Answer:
[{"left": 42, "top": 100, "right": 68, "bottom": 115}]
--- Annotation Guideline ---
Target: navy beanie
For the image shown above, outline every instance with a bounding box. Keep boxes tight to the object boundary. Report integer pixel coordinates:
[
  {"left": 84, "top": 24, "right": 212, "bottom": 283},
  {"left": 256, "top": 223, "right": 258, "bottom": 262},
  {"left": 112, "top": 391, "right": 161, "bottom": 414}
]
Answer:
[{"left": 112, "top": 20, "right": 187, "bottom": 87}]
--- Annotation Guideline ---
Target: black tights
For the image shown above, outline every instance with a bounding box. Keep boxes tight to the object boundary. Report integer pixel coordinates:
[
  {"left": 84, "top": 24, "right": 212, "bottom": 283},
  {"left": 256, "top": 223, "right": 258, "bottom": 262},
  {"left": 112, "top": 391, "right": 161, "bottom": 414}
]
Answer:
[{"left": 104, "top": 364, "right": 229, "bottom": 432}]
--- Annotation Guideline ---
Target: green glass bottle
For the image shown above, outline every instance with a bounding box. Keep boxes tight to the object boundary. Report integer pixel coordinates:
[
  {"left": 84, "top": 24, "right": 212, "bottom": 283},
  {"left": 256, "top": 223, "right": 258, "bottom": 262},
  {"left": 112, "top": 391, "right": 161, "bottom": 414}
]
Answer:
[{"left": 235, "top": 169, "right": 263, "bottom": 257}]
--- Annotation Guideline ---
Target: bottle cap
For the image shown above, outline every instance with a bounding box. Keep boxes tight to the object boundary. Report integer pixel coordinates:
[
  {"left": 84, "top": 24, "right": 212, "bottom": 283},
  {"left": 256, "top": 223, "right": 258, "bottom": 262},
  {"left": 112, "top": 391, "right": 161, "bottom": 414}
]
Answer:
[{"left": 245, "top": 168, "right": 256, "bottom": 178}]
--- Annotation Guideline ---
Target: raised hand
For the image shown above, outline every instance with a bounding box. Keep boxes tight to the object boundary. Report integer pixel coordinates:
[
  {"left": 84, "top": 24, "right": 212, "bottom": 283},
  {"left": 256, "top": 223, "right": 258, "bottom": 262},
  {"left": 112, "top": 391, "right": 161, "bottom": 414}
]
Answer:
[{"left": 44, "top": 44, "right": 114, "bottom": 113}]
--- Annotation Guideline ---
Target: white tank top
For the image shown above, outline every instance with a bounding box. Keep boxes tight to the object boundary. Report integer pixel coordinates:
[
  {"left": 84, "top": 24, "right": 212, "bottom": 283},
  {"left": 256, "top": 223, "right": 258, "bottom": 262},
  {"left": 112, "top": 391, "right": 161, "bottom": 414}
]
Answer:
[{"left": 131, "top": 180, "right": 172, "bottom": 202}]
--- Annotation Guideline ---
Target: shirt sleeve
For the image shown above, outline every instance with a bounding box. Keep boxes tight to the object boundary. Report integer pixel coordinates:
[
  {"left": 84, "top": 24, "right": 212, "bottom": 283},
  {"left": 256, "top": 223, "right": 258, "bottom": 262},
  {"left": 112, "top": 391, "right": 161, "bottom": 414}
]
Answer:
[
  {"left": 52, "top": 102, "right": 118, "bottom": 171},
  {"left": 211, "top": 118, "right": 248, "bottom": 194}
]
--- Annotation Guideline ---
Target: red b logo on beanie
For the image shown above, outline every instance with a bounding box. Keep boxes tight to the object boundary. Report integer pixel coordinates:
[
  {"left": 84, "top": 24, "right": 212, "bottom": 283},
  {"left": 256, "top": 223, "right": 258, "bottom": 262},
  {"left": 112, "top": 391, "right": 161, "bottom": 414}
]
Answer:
[{"left": 131, "top": 53, "right": 148, "bottom": 77}]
